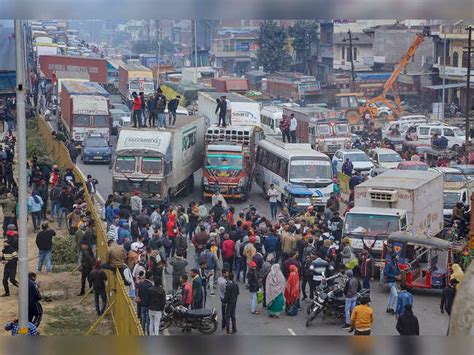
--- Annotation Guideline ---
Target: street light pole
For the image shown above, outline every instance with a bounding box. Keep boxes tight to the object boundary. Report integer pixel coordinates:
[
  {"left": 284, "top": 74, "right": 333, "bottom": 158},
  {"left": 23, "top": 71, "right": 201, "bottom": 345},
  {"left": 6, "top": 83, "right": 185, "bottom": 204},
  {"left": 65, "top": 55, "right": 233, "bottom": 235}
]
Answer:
[{"left": 14, "top": 19, "right": 29, "bottom": 335}]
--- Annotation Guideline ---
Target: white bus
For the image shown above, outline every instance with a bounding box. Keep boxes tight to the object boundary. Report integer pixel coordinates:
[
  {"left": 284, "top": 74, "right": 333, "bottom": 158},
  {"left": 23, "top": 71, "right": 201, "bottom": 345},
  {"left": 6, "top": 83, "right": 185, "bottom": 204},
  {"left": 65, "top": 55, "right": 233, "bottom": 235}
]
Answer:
[
  {"left": 260, "top": 106, "right": 283, "bottom": 136},
  {"left": 255, "top": 138, "right": 333, "bottom": 209}
]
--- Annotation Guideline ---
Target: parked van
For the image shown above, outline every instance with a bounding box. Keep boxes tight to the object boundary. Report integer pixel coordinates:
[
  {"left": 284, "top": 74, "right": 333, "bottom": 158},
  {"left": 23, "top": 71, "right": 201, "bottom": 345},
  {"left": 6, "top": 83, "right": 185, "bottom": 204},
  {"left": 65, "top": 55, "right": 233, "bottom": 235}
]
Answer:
[
  {"left": 416, "top": 125, "right": 465, "bottom": 150},
  {"left": 382, "top": 117, "right": 428, "bottom": 139}
]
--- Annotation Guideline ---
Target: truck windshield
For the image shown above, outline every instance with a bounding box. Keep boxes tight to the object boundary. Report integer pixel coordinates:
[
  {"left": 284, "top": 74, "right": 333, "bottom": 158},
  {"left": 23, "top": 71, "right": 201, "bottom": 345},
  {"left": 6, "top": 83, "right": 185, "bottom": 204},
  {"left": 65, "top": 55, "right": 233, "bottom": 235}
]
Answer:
[
  {"left": 73, "top": 114, "right": 90, "bottom": 127},
  {"left": 444, "top": 173, "right": 467, "bottom": 183},
  {"left": 344, "top": 213, "right": 400, "bottom": 235},
  {"left": 92, "top": 115, "right": 109, "bottom": 127},
  {"left": 335, "top": 124, "right": 349, "bottom": 135},
  {"left": 443, "top": 191, "right": 461, "bottom": 209},
  {"left": 289, "top": 158, "right": 332, "bottom": 181},
  {"left": 206, "top": 153, "right": 243, "bottom": 170},
  {"left": 144, "top": 83, "right": 154, "bottom": 92},
  {"left": 316, "top": 124, "right": 331, "bottom": 136},
  {"left": 294, "top": 197, "right": 312, "bottom": 206},
  {"left": 141, "top": 157, "right": 162, "bottom": 174},
  {"left": 347, "top": 153, "right": 370, "bottom": 162},
  {"left": 115, "top": 157, "right": 135, "bottom": 173}
]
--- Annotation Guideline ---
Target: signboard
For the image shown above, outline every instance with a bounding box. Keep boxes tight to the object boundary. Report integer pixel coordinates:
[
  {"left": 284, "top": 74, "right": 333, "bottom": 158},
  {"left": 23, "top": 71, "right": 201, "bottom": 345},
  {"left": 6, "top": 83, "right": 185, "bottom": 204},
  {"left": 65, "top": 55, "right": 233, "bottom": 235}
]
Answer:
[
  {"left": 236, "top": 42, "right": 250, "bottom": 52},
  {"left": 230, "top": 102, "right": 261, "bottom": 126},
  {"left": 298, "top": 81, "right": 321, "bottom": 96},
  {"left": 124, "top": 136, "right": 161, "bottom": 149}
]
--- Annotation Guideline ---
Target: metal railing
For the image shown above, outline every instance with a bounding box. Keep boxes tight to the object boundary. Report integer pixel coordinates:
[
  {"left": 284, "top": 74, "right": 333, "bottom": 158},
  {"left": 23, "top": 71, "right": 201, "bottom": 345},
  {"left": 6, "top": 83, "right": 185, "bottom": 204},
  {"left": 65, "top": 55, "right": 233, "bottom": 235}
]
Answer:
[{"left": 37, "top": 116, "right": 143, "bottom": 336}]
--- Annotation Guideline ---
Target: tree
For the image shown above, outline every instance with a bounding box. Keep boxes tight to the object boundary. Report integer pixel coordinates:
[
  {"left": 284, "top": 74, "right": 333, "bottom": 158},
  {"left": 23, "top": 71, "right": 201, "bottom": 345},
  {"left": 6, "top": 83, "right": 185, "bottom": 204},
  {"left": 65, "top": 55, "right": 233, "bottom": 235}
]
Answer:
[
  {"left": 257, "top": 20, "right": 290, "bottom": 73},
  {"left": 288, "top": 21, "right": 319, "bottom": 75},
  {"left": 132, "top": 39, "right": 175, "bottom": 55}
]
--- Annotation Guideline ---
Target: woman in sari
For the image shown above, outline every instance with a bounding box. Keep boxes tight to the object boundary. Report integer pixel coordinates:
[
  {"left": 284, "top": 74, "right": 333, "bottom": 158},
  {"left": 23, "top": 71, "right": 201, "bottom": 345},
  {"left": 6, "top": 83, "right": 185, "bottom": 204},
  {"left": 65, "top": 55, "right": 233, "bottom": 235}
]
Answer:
[
  {"left": 284, "top": 265, "right": 300, "bottom": 316},
  {"left": 265, "top": 263, "right": 286, "bottom": 318}
]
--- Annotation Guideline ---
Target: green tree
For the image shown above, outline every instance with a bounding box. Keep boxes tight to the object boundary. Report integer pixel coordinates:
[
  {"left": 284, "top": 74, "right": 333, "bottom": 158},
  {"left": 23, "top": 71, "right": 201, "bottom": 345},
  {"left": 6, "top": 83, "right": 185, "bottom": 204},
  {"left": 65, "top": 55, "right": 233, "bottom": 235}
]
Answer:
[
  {"left": 257, "top": 20, "right": 290, "bottom": 73},
  {"left": 288, "top": 21, "right": 319, "bottom": 75}
]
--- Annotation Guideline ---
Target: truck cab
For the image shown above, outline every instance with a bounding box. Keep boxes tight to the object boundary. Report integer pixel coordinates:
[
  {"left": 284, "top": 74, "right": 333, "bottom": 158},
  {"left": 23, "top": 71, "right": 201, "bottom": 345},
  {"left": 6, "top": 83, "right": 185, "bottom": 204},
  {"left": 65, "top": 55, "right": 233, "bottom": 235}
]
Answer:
[{"left": 308, "top": 119, "right": 351, "bottom": 156}]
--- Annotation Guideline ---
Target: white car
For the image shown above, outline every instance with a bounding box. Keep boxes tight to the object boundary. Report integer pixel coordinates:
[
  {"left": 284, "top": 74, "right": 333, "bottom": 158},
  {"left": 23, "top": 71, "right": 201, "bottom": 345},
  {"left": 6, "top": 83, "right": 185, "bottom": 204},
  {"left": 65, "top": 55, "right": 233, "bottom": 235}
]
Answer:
[
  {"left": 110, "top": 109, "right": 131, "bottom": 135},
  {"left": 416, "top": 125, "right": 465, "bottom": 150},
  {"left": 332, "top": 149, "right": 374, "bottom": 175},
  {"left": 368, "top": 148, "right": 402, "bottom": 169}
]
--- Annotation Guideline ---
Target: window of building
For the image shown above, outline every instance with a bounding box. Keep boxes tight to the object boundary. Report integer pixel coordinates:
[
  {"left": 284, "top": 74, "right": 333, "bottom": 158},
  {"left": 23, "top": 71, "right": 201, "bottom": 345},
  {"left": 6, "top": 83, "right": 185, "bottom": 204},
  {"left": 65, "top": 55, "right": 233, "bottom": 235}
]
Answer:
[
  {"left": 353, "top": 47, "right": 357, "bottom": 61},
  {"left": 452, "top": 52, "right": 459, "bottom": 67},
  {"left": 341, "top": 46, "right": 345, "bottom": 60},
  {"left": 347, "top": 47, "right": 352, "bottom": 61}
]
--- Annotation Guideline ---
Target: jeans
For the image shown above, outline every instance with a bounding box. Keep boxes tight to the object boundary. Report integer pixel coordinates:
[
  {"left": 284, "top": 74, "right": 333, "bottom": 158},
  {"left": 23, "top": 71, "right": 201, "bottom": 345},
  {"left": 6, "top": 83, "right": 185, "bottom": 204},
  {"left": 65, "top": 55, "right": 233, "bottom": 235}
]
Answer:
[
  {"left": 387, "top": 282, "right": 398, "bottom": 310},
  {"left": 363, "top": 276, "right": 371, "bottom": 290},
  {"left": 269, "top": 202, "right": 278, "bottom": 220},
  {"left": 133, "top": 110, "right": 142, "bottom": 128},
  {"left": 148, "top": 310, "right": 162, "bottom": 336},
  {"left": 235, "top": 257, "right": 242, "bottom": 281},
  {"left": 207, "top": 271, "right": 215, "bottom": 294},
  {"left": 221, "top": 301, "right": 227, "bottom": 329},
  {"left": 169, "top": 237, "right": 176, "bottom": 258},
  {"left": 58, "top": 207, "right": 70, "bottom": 228},
  {"left": 290, "top": 130, "right": 297, "bottom": 143},
  {"left": 225, "top": 302, "right": 237, "bottom": 333},
  {"left": 37, "top": 249, "right": 52, "bottom": 272},
  {"left": 218, "top": 114, "right": 226, "bottom": 127},
  {"left": 158, "top": 112, "right": 166, "bottom": 128},
  {"left": 345, "top": 296, "right": 357, "bottom": 325},
  {"left": 50, "top": 201, "right": 60, "bottom": 221},
  {"left": 250, "top": 292, "right": 257, "bottom": 313},
  {"left": 148, "top": 112, "right": 156, "bottom": 127},
  {"left": 31, "top": 211, "right": 41, "bottom": 232},
  {"left": 141, "top": 306, "right": 150, "bottom": 334},
  {"left": 6, "top": 120, "right": 14, "bottom": 131},
  {"left": 93, "top": 288, "right": 107, "bottom": 315},
  {"left": 302, "top": 276, "right": 315, "bottom": 299},
  {"left": 80, "top": 267, "right": 92, "bottom": 294},
  {"left": 169, "top": 111, "right": 176, "bottom": 126},
  {"left": 282, "top": 129, "right": 290, "bottom": 143}
]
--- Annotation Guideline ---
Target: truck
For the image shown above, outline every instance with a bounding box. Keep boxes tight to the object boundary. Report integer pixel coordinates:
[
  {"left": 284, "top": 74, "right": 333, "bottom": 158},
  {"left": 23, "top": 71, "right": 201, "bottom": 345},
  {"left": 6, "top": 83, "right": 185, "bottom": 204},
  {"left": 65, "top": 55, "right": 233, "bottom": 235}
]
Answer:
[
  {"left": 202, "top": 125, "right": 261, "bottom": 201},
  {"left": 308, "top": 117, "right": 351, "bottom": 156},
  {"left": 197, "top": 91, "right": 261, "bottom": 128},
  {"left": 343, "top": 170, "right": 444, "bottom": 263},
  {"left": 38, "top": 55, "right": 108, "bottom": 83},
  {"left": 59, "top": 81, "right": 110, "bottom": 144},
  {"left": 118, "top": 63, "right": 154, "bottom": 102},
  {"left": 112, "top": 116, "right": 204, "bottom": 206}
]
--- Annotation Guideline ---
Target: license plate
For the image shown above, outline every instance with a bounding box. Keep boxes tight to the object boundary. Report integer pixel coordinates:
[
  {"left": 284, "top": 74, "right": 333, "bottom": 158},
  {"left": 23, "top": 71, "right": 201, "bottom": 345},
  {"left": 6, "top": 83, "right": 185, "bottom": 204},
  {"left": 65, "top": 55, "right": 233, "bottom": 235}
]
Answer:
[
  {"left": 350, "top": 237, "right": 384, "bottom": 251},
  {"left": 93, "top": 156, "right": 102, "bottom": 160}
]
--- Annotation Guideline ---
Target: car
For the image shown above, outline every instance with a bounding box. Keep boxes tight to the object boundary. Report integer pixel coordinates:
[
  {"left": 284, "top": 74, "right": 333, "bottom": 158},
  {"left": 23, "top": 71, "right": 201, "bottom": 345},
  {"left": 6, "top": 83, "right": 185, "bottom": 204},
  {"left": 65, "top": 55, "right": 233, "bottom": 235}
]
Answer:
[
  {"left": 110, "top": 109, "right": 131, "bottom": 135},
  {"left": 110, "top": 103, "right": 131, "bottom": 113},
  {"left": 118, "top": 115, "right": 132, "bottom": 131},
  {"left": 432, "top": 167, "right": 469, "bottom": 184},
  {"left": 332, "top": 149, "right": 374, "bottom": 176},
  {"left": 368, "top": 148, "right": 402, "bottom": 169},
  {"left": 396, "top": 161, "right": 429, "bottom": 171},
  {"left": 81, "top": 133, "right": 112, "bottom": 164},
  {"left": 416, "top": 124, "right": 465, "bottom": 151},
  {"left": 451, "top": 164, "right": 474, "bottom": 181}
]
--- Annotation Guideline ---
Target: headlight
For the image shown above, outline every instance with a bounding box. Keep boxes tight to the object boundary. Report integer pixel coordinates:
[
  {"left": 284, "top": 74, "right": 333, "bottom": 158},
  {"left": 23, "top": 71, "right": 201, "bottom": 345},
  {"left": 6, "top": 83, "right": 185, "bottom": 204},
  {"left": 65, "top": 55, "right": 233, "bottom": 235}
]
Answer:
[
  {"left": 74, "top": 135, "right": 81, "bottom": 140},
  {"left": 203, "top": 177, "right": 208, "bottom": 185}
]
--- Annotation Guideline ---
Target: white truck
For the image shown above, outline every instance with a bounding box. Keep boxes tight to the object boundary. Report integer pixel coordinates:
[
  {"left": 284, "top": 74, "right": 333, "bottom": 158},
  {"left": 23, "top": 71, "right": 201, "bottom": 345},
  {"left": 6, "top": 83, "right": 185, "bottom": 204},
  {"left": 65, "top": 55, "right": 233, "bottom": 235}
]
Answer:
[
  {"left": 343, "top": 170, "right": 444, "bottom": 261},
  {"left": 112, "top": 116, "right": 204, "bottom": 206}
]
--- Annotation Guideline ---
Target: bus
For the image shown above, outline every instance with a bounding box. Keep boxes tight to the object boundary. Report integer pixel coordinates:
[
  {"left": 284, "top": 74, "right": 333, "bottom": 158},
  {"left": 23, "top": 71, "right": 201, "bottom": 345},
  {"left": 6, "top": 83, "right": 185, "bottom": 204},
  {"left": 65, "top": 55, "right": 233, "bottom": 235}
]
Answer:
[
  {"left": 254, "top": 138, "right": 333, "bottom": 209},
  {"left": 260, "top": 106, "right": 282, "bottom": 136}
]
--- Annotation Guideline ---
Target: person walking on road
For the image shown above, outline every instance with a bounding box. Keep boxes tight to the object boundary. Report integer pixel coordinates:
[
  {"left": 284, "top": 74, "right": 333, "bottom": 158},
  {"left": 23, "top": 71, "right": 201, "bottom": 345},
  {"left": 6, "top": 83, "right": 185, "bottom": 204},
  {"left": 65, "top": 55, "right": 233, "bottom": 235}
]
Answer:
[
  {"left": 360, "top": 249, "right": 374, "bottom": 290},
  {"left": 224, "top": 271, "right": 239, "bottom": 334},
  {"left": 267, "top": 184, "right": 279, "bottom": 220},
  {"left": 284, "top": 264, "right": 300, "bottom": 316},
  {"left": 265, "top": 263, "right": 286, "bottom": 318},
  {"left": 1, "top": 238, "right": 18, "bottom": 297},
  {"left": 384, "top": 253, "right": 400, "bottom": 315},
  {"left": 396, "top": 285, "right": 413, "bottom": 318},
  {"left": 217, "top": 268, "right": 229, "bottom": 330},
  {"left": 147, "top": 280, "right": 166, "bottom": 336},
  {"left": 190, "top": 268, "right": 204, "bottom": 310},
  {"left": 35, "top": 222, "right": 56, "bottom": 273},
  {"left": 350, "top": 296, "right": 373, "bottom": 335},
  {"left": 89, "top": 261, "right": 108, "bottom": 316},
  {"left": 28, "top": 191, "right": 44, "bottom": 233},
  {"left": 289, "top": 113, "right": 297, "bottom": 143},
  {"left": 78, "top": 241, "right": 95, "bottom": 296},
  {"left": 396, "top": 304, "right": 419, "bottom": 336},
  {"left": 343, "top": 269, "right": 361, "bottom": 329}
]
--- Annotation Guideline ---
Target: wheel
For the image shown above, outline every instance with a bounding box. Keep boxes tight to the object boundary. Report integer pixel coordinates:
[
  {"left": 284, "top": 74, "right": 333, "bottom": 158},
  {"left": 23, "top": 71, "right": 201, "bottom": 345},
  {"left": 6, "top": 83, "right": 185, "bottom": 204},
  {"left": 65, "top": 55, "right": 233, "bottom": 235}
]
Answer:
[
  {"left": 306, "top": 304, "right": 313, "bottom": 315},
  {"left": 198, "top": 318, "right": 218, "bottom": 334},
  {"left": 306, "top": 307, "right": 320, "bottom": 327},
  {"left": 160, "top": 317, "right": 171, "bottom": 331}
]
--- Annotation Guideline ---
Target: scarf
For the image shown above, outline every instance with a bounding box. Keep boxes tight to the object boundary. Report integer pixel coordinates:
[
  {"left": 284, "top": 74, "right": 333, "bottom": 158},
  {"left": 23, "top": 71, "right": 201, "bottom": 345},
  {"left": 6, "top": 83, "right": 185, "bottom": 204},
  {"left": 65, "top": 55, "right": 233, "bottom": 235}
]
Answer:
[
  {"left": 265, "top": 263, "right": 286, "bottom": 305},
  {"left": 284, "top": 265, "right": 300, "bottom": 305}
]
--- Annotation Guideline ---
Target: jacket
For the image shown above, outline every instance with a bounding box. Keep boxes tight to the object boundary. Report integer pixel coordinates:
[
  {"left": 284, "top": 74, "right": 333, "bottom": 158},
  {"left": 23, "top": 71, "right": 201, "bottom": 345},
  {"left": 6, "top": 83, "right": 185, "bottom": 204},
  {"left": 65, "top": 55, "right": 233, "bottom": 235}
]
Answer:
[
  {"left": 350, "top": 304, "right": 373, "bottom": 331},
  {"left": 247, "top": 269, "right": 259, "bottom": 293},
  {"left": 224, "top": 281, "right": 239, "bottom": 304},
  {"left": 360, "top": 255, "right": 375, "bottom": 278},
  {"left": 221, "top": 239, "right": 235, "bottom": 258},
  {"left": 89, "top": 268, "right": 108, "bottom": 290},
  {"left": 344, "top": 276, "right": 361, "bottom": 298},
  {"left": 35, "top": 229, "right": 56, "bottom": 251},
  {"left": 281, "top": 232, "right": 296, "bottom": 254},
  {"left": 107, "top": 243, "right": 126, "bottom": 269},
  {"left": 80, "top": 248, "right": 95, "bottom": 270},
  {"left": 396, "top": 290, "right": 413, "bottom": 317},
  {"left": 147, "top": 285, "right": 166, "bottom": 311},
  {"left": 155, "top": 95, "right": 167, "bottom": 113},
  {"left": 0, "top": 196, "right": 16, "bottom": 218},
  {"left": 132, "top": 96, "right": 141, "bottom": 111},
  {"left": 130, "top": 196, "right": 142, "bottom": 212},
  {"left": 215, "top": 99, "right": 227, "bottom": 116},
  {"left": 167, "top": 98, "right": 179, "bottom": 112},
  {"left": 264, "top": 234, "right": 279, "bottom": 254},
  {"left": 396, "top": 310, "right": 419, "bottom": 335},
  {"left": 384, "top": 260, "right": 400, "bottom": 283},
  {"left": 181, "top": 281, "right": 192, "bottom": 306},
  {"left": 137, "top": 279, "right": 154, "bottom": 307},
  {"left": 170, "top": 257, "right": 188, "bottom": 277},
  {"left": 27, "top": 195, "right": 44, "bottom": 213}
]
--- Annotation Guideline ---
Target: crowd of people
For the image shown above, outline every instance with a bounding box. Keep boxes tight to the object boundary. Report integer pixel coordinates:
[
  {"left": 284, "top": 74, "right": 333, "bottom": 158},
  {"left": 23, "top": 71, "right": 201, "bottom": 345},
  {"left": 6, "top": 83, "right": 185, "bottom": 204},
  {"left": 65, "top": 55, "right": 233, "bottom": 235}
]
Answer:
[{"left": 130, "top": 88, "right": 180, "bottom": 129}]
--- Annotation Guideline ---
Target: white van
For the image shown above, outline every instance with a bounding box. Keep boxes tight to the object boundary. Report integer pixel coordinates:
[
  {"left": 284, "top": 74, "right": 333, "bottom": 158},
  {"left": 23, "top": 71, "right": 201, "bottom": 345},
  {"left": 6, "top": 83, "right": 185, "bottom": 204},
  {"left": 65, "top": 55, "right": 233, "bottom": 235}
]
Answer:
[
  {"left": 416, "top": 125, "right": 465, "bottom": 150},
  {"left": 260, "top": 106, "right": 282, "bottom": 136},
  {"left": 382, "top": 117, "right": 428, "bottom": 139}
]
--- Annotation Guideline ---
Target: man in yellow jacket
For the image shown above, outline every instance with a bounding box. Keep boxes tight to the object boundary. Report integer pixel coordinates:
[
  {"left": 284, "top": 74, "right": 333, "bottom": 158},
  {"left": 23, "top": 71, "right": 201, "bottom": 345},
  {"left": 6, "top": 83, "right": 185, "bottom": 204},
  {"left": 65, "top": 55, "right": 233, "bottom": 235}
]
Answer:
[{"left": 350, "top": 296, "right": 373, "bottom": 335}]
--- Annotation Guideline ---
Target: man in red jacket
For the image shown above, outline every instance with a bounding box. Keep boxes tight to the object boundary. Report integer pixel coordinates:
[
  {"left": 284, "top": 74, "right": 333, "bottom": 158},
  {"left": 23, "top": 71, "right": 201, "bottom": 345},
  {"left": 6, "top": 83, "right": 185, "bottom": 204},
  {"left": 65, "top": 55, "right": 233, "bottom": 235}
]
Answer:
[
  {"left": 132, "top": 92, "right": 142, "bottom": 128},
  {"left": 221, "top": 233, "right": 235, "bottom": 270},
  {"left": 166, "top": 213, "right": 178, "bottom": 257}
]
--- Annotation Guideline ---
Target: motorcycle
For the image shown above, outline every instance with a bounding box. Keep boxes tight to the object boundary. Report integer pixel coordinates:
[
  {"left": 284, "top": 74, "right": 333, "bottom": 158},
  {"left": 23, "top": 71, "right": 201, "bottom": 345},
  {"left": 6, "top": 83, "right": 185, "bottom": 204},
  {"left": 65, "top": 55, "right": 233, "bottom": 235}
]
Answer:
[
  {"left": 306, "top": 273, "right": 370, "bottom": 327},
  {"left": 160, "top": 292, "right": 218, "bottom": 334}
]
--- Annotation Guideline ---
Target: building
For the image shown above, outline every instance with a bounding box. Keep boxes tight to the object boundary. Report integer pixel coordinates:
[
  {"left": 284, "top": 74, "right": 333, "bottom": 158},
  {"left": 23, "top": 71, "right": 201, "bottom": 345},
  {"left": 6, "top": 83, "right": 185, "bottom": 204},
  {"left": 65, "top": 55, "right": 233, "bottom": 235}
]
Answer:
[
  {"left": 316, "top": 21, "right": 334, "bottom": 85},
  {"left": 210, "top": 28, "right": 260, "bottom": 76},
  {"left": 333, "top": 32, "right": 373, "bottom": 72}
]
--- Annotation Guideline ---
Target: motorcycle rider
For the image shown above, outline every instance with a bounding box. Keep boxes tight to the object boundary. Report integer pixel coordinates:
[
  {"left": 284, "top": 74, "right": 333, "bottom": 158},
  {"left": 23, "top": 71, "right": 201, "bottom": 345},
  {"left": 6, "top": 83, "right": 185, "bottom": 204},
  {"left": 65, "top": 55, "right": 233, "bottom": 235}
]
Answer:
[{"left": 309, "top": 252, "right": 333, "bottom": 289}]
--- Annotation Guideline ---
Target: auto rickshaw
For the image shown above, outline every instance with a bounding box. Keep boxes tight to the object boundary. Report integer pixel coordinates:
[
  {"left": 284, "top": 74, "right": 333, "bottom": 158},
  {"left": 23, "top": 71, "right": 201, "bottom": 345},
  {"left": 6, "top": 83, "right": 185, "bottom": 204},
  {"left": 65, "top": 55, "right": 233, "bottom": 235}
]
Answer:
[
  {"left": 417, "top": 147, "right": 456, "bottom": 167},
  {"left": 384, "top": 136, "right": 406, "bottom": 153},
  {"left": 284, "top": 184, "right": 315, "bottom": 213},
  {"left": 401, "top": 141, "right": 430, "bottom": 158},
  {"left": 384, "top": 231, "right": 454, "bottom": 290}
]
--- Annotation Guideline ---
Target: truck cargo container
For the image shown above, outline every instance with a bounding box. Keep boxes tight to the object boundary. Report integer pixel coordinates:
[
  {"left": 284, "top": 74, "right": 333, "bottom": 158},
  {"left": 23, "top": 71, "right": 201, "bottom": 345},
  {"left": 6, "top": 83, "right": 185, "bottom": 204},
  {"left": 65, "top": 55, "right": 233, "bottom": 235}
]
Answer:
[
  {"left": 198, "top": 91, "right": 261, "bottom": 128},
  {"left": 112, "top": 116, "right": 204, "bottom": 206},
  {"left": 343, "top": 170, "right": 444, "bottom": 263},
  {"left": 39, "top": 55, "right": 108, "bottom": 83},
  {"left": 60, "top": 81, "right": 110, "bottom": 144},
  {"left": 118, "top": 63, "right": 154, "bottom": 102},
  {"left": 265, "top": 72, "right": 321, "bottom": 101},
  {"left": 211, "top": 77, "right": 249, "bottom": 93}
]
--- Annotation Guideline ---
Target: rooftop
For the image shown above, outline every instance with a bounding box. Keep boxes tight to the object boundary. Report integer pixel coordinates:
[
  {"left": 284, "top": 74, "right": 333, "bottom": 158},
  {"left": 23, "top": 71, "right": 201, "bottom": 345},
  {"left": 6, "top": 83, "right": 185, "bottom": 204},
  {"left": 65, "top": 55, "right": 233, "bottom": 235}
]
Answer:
[{"left": 358, "top": 170, "right": 442, "bottom": 190}]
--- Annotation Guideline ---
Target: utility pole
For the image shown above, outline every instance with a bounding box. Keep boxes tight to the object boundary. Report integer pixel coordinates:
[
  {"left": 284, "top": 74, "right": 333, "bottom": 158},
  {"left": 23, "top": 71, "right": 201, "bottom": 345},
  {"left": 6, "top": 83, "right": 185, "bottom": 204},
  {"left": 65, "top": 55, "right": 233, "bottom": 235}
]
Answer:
[
  {"left": 342, "top": 30, "right": 359, "bottom": 89},
  {"left": 465, "top": 25, "right": 472, "bottom": 158},
  {"left": 14, "top": 19, "right": 29, "bottom": 335},
  {"left": 441, "top": 32, "right": 447, "bottom": 122}
]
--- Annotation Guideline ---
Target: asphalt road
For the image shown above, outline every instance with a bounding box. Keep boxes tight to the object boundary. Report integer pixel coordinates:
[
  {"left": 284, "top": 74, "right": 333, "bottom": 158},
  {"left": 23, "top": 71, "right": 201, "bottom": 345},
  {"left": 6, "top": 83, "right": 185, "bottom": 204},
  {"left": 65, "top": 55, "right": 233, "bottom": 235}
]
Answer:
[{"left": 45, "top": 96, "right": 449, "bottom": 336}]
